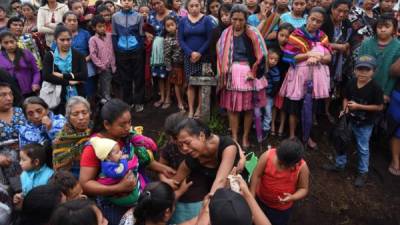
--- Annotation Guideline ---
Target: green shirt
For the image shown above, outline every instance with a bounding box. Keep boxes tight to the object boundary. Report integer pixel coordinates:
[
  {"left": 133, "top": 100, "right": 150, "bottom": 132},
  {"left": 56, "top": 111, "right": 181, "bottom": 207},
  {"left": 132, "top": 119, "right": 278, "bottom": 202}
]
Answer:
[{"left": 358, "top": 37, "right": 400, "bottom": 95}]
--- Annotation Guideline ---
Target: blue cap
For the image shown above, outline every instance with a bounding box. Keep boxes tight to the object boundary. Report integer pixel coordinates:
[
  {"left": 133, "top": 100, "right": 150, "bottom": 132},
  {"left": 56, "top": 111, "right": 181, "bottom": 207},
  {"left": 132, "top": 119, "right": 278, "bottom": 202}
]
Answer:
[{"left": 355, "top": 55, "right": 377, "bottom": 70}]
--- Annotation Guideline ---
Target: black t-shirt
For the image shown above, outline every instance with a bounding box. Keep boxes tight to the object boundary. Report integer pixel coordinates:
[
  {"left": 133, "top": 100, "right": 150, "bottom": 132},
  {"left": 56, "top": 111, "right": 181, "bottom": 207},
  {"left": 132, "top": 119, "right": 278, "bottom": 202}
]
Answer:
[
  {"left": 344, "top": 78, "right": 384, "bottom": 125},
  {"left": 184, "top": 135, "right": 240, "bottom": 184}
]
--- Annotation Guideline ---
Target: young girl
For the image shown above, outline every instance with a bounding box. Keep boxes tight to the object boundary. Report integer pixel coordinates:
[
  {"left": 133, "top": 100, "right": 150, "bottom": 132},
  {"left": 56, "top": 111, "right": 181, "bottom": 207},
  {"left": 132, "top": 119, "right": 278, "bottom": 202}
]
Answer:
[
  {"left": 170, "top": 0, "right": 188, "bottom": 18},
  {"left": 21, "top": 3, "right": 37, "bottom": 33},
  {"left": 250, "top": 139, "right": 310, "bottom": 225},
  {"left": 279, "top": 7, "right": 331, "bottom": 147},
  {"left": 280, "top": 0, "right": 307, "bottom": 28},
  {"left": 0, "top": 32, "right": 41, "bottom": 97},
  {"left": 13, "top": 144, "right": 54, "bottom": 207},
  {"left": 207, "top": 0, "right": 221, "bottom": 26},
  {"left": 68, "top": 0, "right": 86, "bottom": 29},
  {"left": 358, "top": 13, "right": 400, "bottom": 103},
  {"left": 268, "top": 23, "right": 295, "bottom": 137},
  {"left": 247, "top": 0, "right": 275, "bottom": 27},
  {"left": 164, "top": 16, "right": 186, "bottom": 111}
]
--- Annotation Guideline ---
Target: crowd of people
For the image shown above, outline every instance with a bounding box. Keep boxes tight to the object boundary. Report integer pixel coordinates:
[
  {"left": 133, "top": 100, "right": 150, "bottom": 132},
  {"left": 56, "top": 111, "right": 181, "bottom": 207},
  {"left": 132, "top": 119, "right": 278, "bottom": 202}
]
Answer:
[{"left": 0, "top": 0, "right": 399, "bottom": 224}]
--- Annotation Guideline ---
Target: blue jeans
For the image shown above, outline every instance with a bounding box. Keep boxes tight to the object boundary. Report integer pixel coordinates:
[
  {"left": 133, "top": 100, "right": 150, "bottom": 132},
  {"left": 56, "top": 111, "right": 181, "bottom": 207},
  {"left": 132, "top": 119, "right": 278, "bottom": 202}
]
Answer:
[
  {"left": 335, "top": 123, "right": 374, "bottom": 174},
  {"left": 263, "top": 95, "right": 274, "bottom": 131},
  {"left": 96, "top": 197, "right": 130, "bottom": 225}
]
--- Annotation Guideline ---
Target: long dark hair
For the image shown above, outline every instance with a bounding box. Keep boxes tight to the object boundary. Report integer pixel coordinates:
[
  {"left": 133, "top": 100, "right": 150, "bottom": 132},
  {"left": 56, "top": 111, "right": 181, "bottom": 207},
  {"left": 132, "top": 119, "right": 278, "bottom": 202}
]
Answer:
[
  {"left": 134, "top": 182, "right": 175, "bottom": 225},
  {"left": 41, "top": 0, "right": 64, "bottom": 7},
  {"left": 49, "top": 199, "right": 98, "bottom": 225},
  {"left": 92, "top": 98, "right": 130, "bottom": 133},
  {"left": 0, "top": 31, "right": 29, "bottom": 71},
  {"left": 175, "top": 117, "right": 211, "bottom": 139}
]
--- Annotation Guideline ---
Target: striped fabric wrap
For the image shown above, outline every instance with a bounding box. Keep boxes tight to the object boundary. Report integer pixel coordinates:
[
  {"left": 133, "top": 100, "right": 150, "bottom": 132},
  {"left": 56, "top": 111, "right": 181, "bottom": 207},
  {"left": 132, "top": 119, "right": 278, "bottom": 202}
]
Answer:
[
  {"left": 282, "top": 26, "right": 331, "bottom": 65},
  {"left": 217, "top": 25, "right": 268, "bottom": 90},
  {"left": 257, "top": 13, "right": 281, "bottom": 40}
]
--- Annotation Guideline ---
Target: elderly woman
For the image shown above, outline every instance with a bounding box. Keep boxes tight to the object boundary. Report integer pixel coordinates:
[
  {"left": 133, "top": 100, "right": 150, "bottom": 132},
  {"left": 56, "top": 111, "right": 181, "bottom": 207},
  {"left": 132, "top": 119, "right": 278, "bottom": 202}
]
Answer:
[
  {"left": 0, "top": 82, "right": 26, "bottom": 193},
  {"left": 18, "top": 96, "right": 66, "bottom": 148},
  {"left": 52, "top": 96, "right": 91, "bottom": 178},
  {"left": 217, "top": 4, "right": 268, "bottom": 149}
]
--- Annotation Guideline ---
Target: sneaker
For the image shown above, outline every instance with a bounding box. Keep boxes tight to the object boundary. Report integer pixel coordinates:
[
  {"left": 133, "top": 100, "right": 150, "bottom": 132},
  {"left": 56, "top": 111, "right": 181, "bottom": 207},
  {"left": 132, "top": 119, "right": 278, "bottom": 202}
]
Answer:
[
  {"left": 135, "top": 104, "right": 144, "bottom": 112},
  {"left": 322, "top": 163, "right": 345, "bottom": 172},
  {"left": 354, "top": 173, "right": 368, "bottom": 187}
]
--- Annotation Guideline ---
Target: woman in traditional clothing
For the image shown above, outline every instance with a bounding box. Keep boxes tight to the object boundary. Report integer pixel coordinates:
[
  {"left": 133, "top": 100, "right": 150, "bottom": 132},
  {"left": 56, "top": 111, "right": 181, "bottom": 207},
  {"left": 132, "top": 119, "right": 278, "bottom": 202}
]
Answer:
[
  {"left": 279, "top": 7, "right": 331, "bottom": 149},
  {"left": 217, "top": 4, "right": 268, "bottom": 149}
]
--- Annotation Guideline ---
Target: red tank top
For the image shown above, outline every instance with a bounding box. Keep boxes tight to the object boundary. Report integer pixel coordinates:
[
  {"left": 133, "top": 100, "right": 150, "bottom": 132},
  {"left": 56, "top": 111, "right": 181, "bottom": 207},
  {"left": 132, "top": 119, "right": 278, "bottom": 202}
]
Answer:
[{"left": 257, "top": 148, "right": 305, "bottom": 210}]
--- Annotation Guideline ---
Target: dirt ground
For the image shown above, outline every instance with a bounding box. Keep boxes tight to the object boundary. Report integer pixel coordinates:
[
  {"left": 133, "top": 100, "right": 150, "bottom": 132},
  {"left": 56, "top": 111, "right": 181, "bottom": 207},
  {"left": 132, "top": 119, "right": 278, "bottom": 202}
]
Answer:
[{"left": 131, "top": 103, "right": 400, "bottom": 225}]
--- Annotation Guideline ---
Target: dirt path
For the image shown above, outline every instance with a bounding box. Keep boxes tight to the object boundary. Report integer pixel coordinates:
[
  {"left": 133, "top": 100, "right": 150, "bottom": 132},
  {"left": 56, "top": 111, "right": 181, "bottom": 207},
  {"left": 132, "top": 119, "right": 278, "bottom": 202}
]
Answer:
[{"left": 132, "top": 104, "right": 400, "bottom": 225}]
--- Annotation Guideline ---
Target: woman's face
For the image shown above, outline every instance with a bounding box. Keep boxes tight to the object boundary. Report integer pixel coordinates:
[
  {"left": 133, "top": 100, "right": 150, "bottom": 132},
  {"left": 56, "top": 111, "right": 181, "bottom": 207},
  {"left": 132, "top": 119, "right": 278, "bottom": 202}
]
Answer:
[
  {"left": 151, "top": 0, "right": 166, "bottom": 13},
  {"left": 11, "top": 2, "right": 22, "bottom": 14},
  {"left": 320, "top": 0, "right": 332, "bottom": 9},
  {"left": 363, "top": 0, "right": 377, "bottom": 10},
  {"left": 380, "top": 0, "right": 396, "bottom": 13},
  {"left": 105, "top": 3, "right": 115, "bottom": 14},
  {"left": 188, "top": 0, "right": 201, "bottom": 16},
  {"left": 100, "top": 10, "right": 112, "bottom": 22},
  {"left": 104, "top": 111, "right": 131, "bottom": 139},
  {"left": 0, "top": 9, "right": 6, "bottom": 19},
  {"left": 64, "top": 14, "right": 79, "bottom": 32},
  {"left": 0, "top": 87, "right": 13, "bottom": 112},
  {"left": 25, "top": 103, "right": 48, "bottom": 126},
  {"left": 277, "top": 29, "right": 290, "bottom": 46},
  {"left": 172, "top": 0, "right": 182, "bottom": 10},
  {"left": 231, "top": 12, "right": 246, "bottom": 32},
  {"left": 246, "top": 0, "right": 257, "bottom": 7},
  {"left": 220, "top": 10, "right": 231, "bottom": 26},
  {"left": 56, "top": 31, "right": 72, "bottom": 52},
  {"left": 9, "top": 21, "right": 24, "bottom": 37},
  {"left": 306, "top": 11, "right": 324, "bottom": 33},
  {"left": 177, "top": 130, "right": 206, "bottom": 158},
  {"left": 1, "top": 36, "right": 17, "bottom": 53},
  {"left": 276, "top": 0, "right": 289, "bottom": 10},
  {"left": 377, "top": 21, "right": 395, "bottom": 40},
  {"left": 22, "top": 6, "right": 34, "bottom": 19},
  {"left": 331, "top": 4, "right": 350, "bottom": 23},
  {"left": 209, "top": 1, "right": 221, "bottom": 17},
  {"left": 71, "top": 2, "right": 84, "bottom": 17},
  {"left": 93, "top": 206, "right": 108, "bottom": 225},
  {"left": 260, "top": 0, "right": 274, "bottom": 14},
  {"left": 292, "top": 0, "right": 306, "bottom": 16},
  {"left": 69, "top": 103, "right": 90, "bottom": 132}
]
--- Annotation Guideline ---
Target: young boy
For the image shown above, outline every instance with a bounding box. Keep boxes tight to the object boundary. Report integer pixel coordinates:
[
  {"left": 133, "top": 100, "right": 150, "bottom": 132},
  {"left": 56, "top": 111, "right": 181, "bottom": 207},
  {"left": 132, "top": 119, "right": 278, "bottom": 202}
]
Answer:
[
  {"left": 89, "top": 15, "right": 116, "bottom": 103},
  {"left": 112, "top": 0, "right": 145, "bottom": 112},
  {"left": 324, "top": 55, "right": 384, "bottom": 187},
  {"left": 262, "top": 48, "right": 281, "bottom": 138},
  {"left": 96, "top": 4, "right": 113, "bottom": 33},
  {"left": 48, "top": 171, "right": 86, "bottom": 201}
]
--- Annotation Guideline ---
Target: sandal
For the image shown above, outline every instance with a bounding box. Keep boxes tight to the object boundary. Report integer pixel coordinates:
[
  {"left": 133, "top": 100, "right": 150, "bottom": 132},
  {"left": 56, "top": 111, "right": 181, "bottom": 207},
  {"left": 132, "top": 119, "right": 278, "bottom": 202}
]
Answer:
[
  {"left": 153, "top": 100, "right": 164, "bottom": 108},
  {"left": 193, "top": 110, "right": 201, "bottom": 119},
  {"left": 161, "top": 102, "right": 171, "bottom": 109},
  {"left": 178, "top": 105, "right": 186, "bottom": 112},
  {"left": 388, "top": 166, "right": 400, "bottom": 176}
]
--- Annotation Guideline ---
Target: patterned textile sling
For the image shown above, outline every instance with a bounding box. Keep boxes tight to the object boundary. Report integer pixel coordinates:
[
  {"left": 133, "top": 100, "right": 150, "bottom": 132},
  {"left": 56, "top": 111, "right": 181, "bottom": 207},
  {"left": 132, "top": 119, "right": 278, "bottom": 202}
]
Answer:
[{"left": 257, "top": 13, "right": 281, "bottom": 40}]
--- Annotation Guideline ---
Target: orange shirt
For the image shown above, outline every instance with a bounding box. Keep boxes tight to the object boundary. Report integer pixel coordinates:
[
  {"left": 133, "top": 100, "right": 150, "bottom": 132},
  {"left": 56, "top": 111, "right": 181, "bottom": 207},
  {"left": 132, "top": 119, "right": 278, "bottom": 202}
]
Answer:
[{"left": 257, "top": 148, "right": 305, "bottom": 210}]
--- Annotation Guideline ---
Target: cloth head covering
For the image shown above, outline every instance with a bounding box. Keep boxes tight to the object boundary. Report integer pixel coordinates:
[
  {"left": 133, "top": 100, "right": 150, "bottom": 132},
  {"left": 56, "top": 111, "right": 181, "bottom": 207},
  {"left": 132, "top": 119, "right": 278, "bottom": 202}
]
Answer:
[{"left": 90, "top": 137, "right": 118, "bottom": 161}]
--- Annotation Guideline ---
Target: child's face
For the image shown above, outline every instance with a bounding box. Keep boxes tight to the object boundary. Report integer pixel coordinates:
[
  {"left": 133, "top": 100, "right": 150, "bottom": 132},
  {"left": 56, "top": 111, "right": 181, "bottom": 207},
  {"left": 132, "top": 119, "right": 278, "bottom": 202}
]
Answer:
[
  {"left": 100, "top": 10, "right": 112, "bottom": 22},
  {"left": 139, "top": 6, "right": 150, "bottom": 19},
  {"left": 277, "top": 29, "right": 290, "bottom": 46},
  {"left": 220, "top": 11, "right": 231, "bottom": 26},
  {"left": 320, "top": 0, "right": 332, "bottom": 9},
  {"left": 172, "top": 0, "right": 182, "bottom": 10},
  {"left": 95, "top": 23, "right": 106, "bottom": 35},
  {"left": 22, "top": 5, "right": 34, "bottom": 19},
  {"left": 120, "top": 0, "right": 134, "bottom": 10},
  {"left": 71, "top": 2, "right": 84, "bottom": 17},
  {"left": 165, "top": 19, "right": 177, "bottom": 33},
  {"left": 292, "top": 0, "right": 306, "bottom": 16},
  {"left": 187, "top": 0, "right": 201, "bottom": 16},
  {"left": 380, "top": 0, "right": 396, "bottom": 13},
  {"left": 209, "top": 1, "right": 220, "bottom": 17},
  {"left": 1, "top": 36, "right": 17, "bottom": 53},
  {"left": 81, "top": 0, "right": 89, "bottom": 8},
  {"left": 276, "top": 0, "right": 289, "bottom": 10},
  {"left": 377, "top": 21, "right": 395, "bottom": 40},
  {"left": 105, "top": 3, "right": 116, "bottom": 14},
  {"left": 363, "top": 0, "right": 377, "bottom": 10},
  {"left": 107, "top": 145, "right": 122, "bottom": 162},
  {"left": 268, "top": 52, "right": 280, "bottom": 67},
  {"left": 19, "top": 151, "right": 35, "bottom": 171},
  {"left": 355, "top": 67, "right": 374, "bottom": 82},
  {"left": 0, "top": 9, "right": 6, "bottom": 19},
  {"left": 11, "top": 2, "right": 22, "bottom": 14},
  {"left": 260, "top": 0, "right": 275, "bottom": 15}
]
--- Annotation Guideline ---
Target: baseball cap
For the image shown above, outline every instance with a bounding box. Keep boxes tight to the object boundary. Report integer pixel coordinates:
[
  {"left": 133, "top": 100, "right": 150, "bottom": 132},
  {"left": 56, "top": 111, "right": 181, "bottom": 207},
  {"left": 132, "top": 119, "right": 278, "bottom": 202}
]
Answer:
[
  {"left": 209, "top": 188, "right": 252, "bottom": 225},
  {"left": 355, "top": 55, "right": 377, "bottom": 70}
]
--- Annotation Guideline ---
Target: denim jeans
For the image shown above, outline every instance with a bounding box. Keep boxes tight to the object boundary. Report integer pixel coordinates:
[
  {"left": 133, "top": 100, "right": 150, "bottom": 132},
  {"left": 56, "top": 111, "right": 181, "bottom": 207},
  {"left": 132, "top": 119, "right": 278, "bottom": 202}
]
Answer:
[
  {"left": 263, "top": 95, "right": 274, "bottom": 131},
  {"left": 335, "top": 122, "right": 374, "bottom": 174},
  {"left": 98, "top": 69, "right": 113, "bottom": 100},
  {"left": 96, "top": 197, "right": 130, "bottom": 225}
]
